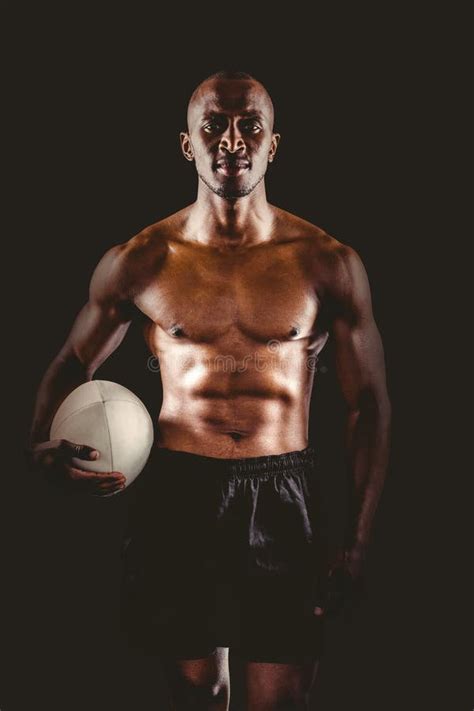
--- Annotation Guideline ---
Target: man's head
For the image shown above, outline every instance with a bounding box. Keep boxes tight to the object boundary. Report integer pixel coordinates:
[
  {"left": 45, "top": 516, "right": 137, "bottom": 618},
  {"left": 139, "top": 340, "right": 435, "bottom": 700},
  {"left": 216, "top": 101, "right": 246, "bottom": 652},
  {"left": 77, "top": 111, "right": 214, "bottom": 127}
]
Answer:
[{"left": 180, "top": 71, "right": 280, "bottom": 200}]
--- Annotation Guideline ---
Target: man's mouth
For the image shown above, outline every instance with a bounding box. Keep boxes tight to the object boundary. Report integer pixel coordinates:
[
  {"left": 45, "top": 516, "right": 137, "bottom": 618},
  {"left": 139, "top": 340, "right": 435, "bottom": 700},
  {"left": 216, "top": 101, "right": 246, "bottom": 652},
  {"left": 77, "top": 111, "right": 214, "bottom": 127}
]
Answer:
[{"left": 215, "top": 159, "right": 250, "bottom": 177}]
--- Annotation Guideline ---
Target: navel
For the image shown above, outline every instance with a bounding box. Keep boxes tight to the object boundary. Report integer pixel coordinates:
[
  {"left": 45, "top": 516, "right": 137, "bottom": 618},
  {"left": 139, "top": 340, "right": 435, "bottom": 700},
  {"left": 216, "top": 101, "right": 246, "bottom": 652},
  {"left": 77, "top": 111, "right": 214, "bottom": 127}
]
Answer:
[{"left": 226, "top": 431, "right": 246, "bottom": 442}]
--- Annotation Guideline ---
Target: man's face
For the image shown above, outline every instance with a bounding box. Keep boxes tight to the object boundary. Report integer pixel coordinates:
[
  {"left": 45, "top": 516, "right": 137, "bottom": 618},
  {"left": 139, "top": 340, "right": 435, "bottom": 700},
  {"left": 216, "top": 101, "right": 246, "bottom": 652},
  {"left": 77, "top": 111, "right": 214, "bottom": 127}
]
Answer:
[{"left": 181, "top": 79, "right": 280, "bottom": 199}]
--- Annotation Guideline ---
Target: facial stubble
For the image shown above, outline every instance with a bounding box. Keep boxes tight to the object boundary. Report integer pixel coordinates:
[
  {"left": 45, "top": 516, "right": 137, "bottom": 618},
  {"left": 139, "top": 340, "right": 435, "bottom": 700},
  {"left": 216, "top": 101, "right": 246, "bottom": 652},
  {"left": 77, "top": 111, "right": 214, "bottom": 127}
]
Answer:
[{"left": 197, "top": 170, "right": 266, "bottom": 199}]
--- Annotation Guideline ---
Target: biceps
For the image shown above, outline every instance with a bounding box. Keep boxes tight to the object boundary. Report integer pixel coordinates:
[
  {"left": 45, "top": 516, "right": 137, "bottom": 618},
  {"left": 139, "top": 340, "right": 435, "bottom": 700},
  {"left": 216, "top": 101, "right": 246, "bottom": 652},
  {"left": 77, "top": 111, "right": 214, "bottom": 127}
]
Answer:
[
  {"left": 332, "top": 316, "right": 388, "bottom": 410},
  {"left": 62, "top": 301, "right": 132, "bottom": 373}
]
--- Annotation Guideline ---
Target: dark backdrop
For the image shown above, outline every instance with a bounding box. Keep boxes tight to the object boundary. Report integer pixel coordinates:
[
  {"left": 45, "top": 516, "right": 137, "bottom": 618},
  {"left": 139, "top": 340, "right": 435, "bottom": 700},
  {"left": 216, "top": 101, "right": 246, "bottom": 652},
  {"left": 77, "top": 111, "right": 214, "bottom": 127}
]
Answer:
[{"left": 2, "top": 3, "right": 471, "bottom": 710}]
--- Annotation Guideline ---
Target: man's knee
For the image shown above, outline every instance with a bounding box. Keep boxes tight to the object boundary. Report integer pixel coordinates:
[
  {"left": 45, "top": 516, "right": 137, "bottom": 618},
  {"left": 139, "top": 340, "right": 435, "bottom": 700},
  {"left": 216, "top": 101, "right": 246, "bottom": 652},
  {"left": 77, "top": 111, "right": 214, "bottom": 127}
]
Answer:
[
  {"left": 250, "top": 693, "right": 309, "bottom": 711},
  {"left": 180, "top": 672, "right": 227, "bottom": 697},
  {"left": 167, "top": 657, "right": 230, "bottom": 708},
  {"left": 174, "top": 675, "right": 229, "bottom": 708},
  {"left": 249, "top": 682, "right": 310, "bottom": 710}
]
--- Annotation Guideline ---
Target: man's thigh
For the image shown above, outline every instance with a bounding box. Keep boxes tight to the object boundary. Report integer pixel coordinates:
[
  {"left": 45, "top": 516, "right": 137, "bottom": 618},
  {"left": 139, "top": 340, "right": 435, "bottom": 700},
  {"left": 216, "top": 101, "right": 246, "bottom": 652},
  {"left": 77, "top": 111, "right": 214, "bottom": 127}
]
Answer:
[
  {"left": 246, "top": 660, "right": 320, "bottom": 711},
  {"left": 119, "top": 535, "right": 220, "bottom": 659},
  {"left": 234, "top": 573, "right": 325, "bottom": 666}
]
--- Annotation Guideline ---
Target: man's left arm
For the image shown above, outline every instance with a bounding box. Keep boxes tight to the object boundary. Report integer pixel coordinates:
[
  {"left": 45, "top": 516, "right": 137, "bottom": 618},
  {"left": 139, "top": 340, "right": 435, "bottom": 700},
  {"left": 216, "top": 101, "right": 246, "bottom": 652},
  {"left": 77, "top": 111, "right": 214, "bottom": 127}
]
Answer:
[{"left": 315, "top": 245, "right": 392, "bottom": 614}]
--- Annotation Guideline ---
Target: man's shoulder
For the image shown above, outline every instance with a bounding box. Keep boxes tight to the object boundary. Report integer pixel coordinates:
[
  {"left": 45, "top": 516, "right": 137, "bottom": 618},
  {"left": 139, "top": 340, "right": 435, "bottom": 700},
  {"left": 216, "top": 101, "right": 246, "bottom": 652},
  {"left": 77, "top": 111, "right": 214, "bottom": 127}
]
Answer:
[
  {"left": 111, "top": 207, "right": 191, "bottom": 271},
  {"left": 273, "top": 207, "right": 367, "bottom": 304},
  {"left": 91, "top": 211, "right": 186, "bottom": 303},
  {"left": 124, "top": 210, "right": 186, "bottom": 257},
  {"left": 273, "top": 206, "right": 353, "bottom": 260}
]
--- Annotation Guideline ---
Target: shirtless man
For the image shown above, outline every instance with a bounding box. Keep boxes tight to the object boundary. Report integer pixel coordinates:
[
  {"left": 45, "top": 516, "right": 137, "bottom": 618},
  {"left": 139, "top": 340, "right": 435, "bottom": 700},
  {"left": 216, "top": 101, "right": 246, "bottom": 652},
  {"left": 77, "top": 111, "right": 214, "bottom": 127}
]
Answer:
[{"left": 28, "top": 71, "right": 391, "bottom": 710}]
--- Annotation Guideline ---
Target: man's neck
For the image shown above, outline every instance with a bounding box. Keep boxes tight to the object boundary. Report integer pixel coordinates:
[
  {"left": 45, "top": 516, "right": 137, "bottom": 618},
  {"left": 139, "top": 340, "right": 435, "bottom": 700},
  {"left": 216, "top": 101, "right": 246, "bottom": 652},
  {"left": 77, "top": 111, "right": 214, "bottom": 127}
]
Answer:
[{"left": 184, "top": 181, "right": 276, "bottom": 249}]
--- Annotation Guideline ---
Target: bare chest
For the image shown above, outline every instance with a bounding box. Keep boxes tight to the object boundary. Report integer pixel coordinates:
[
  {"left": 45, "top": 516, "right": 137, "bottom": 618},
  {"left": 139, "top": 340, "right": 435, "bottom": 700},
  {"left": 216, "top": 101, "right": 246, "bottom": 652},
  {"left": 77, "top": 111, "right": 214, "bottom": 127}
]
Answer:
[{"left": 135, "top": 243, "right": 320, "bottom": 345}]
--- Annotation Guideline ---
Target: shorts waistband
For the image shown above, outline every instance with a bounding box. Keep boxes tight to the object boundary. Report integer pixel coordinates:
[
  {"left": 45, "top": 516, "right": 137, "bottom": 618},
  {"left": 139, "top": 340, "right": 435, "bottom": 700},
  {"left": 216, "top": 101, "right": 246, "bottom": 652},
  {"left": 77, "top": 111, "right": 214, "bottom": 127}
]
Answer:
[{"left": 153, "top": 445, "right": 316, "bottom": 479}]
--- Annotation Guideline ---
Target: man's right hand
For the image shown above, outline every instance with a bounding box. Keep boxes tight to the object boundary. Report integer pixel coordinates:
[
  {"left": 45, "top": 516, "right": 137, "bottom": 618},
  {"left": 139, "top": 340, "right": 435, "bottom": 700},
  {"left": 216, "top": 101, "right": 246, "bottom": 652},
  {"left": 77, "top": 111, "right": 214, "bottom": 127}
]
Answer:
[{"left": 25, "top": 439, "right": 126, "bottom": 497}]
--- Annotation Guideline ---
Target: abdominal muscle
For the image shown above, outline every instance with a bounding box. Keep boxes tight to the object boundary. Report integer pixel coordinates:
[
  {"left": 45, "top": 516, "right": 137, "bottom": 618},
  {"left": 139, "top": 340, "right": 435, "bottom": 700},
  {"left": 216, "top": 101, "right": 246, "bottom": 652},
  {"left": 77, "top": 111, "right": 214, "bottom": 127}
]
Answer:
[{"left": 156, "top": 360, "right": 313, "bottom": 458}]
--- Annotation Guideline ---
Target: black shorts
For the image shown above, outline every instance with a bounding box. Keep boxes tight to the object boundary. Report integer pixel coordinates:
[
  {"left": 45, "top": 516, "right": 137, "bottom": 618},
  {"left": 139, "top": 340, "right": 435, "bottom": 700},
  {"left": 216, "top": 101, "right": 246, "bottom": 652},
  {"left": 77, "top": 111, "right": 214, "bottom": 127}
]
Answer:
[{"left": 119, "top": 445, "right": 328, "bottom": 664}]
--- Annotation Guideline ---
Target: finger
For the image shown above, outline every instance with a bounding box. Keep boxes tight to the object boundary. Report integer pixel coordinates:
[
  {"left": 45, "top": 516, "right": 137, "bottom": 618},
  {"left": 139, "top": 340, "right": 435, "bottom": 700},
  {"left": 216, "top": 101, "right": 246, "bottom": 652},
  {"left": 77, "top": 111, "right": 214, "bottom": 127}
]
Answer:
[
  {"left": 93, "top": 471, "right": 125, "bottom": 481},
  {"left": 108, "top": 472, "right": 127, "bottom": 485},
  {"left": 91, "top": 474, "right": 127, "bottom": 488},
  {"left": 84, "top": 474, "right": 126, "bottom": 492},
  {"left": 68, "top": 468, "right": 108, "bottom": 482},
  {"left": 92, "top": 479, "right": 125, "bottom": 494},
  {"left": 60, "top": 440, "right": 100, "bottom": 460},
  {"left": 67, "top": 472, "right": 127, "bottom": 496},
  {"left": 96, "top": 478, "right": 125, "bottom": 489},
  {"left": 64, "top": 468, "right": 126, "bottom": 495}
]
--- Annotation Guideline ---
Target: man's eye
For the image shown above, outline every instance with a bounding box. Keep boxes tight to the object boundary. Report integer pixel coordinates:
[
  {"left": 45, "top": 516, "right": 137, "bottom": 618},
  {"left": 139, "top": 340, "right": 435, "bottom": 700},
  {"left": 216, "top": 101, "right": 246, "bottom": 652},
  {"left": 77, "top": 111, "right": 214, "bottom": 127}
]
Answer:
[
  {"left": 242, "top": 121, "right": 262, "bottom": 133},
  {"left": 203, "top": 122, "right": 221, "bottom": 133}
]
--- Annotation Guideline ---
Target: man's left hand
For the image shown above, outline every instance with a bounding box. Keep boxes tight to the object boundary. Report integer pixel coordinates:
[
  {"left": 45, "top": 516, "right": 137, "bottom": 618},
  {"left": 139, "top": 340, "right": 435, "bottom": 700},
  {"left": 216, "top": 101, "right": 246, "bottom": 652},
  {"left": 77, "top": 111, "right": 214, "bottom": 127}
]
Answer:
[{"left": 313, "top": 543, "right": 367, "bottom": 618}]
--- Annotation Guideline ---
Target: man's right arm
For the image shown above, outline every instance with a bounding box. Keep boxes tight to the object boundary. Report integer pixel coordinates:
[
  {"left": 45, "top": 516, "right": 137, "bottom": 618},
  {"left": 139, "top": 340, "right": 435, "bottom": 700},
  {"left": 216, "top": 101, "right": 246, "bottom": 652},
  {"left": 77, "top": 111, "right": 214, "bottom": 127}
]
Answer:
[
  {"left": 27, "top": 243, "right": 137, "bottom": 494},
  {"left": 29, "top": 244, "right": 135, "bottom": 444}
]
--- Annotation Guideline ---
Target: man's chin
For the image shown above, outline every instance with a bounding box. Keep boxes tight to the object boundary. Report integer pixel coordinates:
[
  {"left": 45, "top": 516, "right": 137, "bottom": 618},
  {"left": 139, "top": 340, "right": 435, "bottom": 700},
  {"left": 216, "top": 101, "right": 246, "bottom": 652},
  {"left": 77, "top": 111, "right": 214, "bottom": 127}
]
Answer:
[
  {"left": 217, "top": 186, "right": 253, "bottom": 199},
  {"left": 199, "top": 172, "right": 263, "bottom": 199}
]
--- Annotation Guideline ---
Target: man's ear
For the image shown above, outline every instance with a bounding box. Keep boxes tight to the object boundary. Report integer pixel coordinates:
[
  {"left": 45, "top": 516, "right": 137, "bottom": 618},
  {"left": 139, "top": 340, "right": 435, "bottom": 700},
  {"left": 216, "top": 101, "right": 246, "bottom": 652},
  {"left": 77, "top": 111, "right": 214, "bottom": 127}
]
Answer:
[
  {"left": 180, "top": 131, "right": 194, "bottom": 161},
  {"left": 268, "top": 133, "right": 281, "bottom": 163}
]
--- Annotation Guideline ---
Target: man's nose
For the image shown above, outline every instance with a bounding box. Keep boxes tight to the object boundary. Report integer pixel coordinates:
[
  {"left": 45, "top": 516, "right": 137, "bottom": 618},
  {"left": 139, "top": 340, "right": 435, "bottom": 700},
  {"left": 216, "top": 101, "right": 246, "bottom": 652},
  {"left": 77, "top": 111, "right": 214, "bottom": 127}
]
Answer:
[{"left": 219, "top": 122, "right": 245, "bottom": 153}]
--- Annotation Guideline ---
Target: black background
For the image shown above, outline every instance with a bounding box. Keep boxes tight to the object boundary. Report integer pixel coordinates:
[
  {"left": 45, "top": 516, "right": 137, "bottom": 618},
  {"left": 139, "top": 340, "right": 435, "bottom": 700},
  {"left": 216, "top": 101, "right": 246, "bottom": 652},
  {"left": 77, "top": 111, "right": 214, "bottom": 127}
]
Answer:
[{"left": 2, "top": 3, "right": 471, "bottom": 710}]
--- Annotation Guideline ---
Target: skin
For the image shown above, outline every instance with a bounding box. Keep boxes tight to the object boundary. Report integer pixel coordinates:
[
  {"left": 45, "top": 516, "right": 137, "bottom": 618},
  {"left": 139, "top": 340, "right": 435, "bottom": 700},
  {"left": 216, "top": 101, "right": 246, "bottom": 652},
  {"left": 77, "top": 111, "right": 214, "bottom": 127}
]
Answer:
[{"left": 28, "top": 77, "right": 391, "bottom": 710}]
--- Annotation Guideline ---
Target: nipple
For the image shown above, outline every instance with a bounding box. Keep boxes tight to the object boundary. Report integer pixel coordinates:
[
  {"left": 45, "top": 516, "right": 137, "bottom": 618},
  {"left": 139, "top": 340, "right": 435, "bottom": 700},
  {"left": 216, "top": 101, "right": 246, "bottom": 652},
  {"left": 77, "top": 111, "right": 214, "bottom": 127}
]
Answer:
[{"left": 170, "top": 325, "right": 185, "bottom": 337}]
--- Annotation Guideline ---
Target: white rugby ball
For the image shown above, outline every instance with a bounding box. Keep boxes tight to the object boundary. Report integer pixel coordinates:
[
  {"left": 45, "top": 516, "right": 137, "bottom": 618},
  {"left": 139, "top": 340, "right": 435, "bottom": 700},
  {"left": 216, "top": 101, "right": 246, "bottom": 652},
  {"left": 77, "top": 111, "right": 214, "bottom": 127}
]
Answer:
[{"left": 50, "top": 380, "right": 154, "bottom": 489}]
